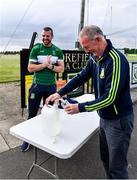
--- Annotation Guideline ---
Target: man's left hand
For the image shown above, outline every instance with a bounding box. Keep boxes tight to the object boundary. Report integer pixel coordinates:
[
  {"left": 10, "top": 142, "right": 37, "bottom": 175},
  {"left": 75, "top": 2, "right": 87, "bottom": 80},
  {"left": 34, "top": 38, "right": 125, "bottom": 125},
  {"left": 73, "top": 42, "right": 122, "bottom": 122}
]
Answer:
[{"left": 64, "top": 103, "right": 79, "bottom": 114}]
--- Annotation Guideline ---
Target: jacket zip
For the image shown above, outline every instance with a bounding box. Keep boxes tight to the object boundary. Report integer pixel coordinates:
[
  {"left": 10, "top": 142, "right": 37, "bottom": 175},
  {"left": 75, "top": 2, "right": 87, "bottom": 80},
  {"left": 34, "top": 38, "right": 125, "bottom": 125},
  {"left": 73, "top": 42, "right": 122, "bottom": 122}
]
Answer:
[
  {"left": 97, "top": 61, "right": 100, "bottom": 98},
  {"left": 113, "top": 104, "right": 118, "bottom": 114}
]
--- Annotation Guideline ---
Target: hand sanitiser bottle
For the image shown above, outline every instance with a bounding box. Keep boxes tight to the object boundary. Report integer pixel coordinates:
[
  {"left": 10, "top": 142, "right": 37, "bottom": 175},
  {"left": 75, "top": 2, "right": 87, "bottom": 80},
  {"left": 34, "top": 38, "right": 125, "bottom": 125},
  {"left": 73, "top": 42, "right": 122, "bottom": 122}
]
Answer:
[{"left": 41, "top": 103, "right": 61, "bottom": 143}]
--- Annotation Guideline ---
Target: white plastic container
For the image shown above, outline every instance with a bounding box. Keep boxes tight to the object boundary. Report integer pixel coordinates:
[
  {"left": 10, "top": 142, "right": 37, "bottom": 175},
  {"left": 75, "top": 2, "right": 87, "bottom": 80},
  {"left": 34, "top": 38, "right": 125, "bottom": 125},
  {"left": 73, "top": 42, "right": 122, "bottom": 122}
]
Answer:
[{"left": 41, "top": 104, "right": 61, "bottom": 139}]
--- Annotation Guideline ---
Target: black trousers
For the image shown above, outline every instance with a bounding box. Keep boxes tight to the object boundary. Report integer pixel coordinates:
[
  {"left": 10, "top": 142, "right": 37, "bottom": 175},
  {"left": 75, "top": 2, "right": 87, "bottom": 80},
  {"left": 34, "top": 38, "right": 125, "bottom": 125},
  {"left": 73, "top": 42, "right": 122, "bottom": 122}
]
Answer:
[
  {"left": 28, "top": 83, "right": 56, "bottom": 119},
  {"left": 99, "top": 113, "right": 134, "bottom": 179}
]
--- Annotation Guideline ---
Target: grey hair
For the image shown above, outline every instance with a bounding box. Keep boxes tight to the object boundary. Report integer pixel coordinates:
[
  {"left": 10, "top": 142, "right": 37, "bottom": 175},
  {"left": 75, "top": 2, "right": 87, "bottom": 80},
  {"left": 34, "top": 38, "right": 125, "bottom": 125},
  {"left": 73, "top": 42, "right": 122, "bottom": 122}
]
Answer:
[{"left": 79, "top": 25, "right": 104, "bottom": 40}]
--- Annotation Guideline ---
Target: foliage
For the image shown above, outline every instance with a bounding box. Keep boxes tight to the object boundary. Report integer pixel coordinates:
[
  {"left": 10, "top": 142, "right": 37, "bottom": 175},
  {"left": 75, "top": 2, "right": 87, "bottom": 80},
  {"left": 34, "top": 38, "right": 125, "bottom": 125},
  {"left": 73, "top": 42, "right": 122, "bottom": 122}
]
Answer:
[
  {"left": 0, "top": 51, "right": 20, "bottom": 54},
  {"left": 124, "top": 48, "right": 137, "bottom": 54}
]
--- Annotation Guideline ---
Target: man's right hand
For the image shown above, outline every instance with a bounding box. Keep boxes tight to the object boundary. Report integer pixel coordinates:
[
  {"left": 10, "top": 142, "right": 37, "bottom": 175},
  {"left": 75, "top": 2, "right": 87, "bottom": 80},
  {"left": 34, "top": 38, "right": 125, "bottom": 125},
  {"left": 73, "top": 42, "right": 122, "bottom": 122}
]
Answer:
[
  {"left": 45, "top": 93, "right": 61, "bottom": 105},
  {"left": 42, "top": 55, "right": 51, "bottom": 68}
]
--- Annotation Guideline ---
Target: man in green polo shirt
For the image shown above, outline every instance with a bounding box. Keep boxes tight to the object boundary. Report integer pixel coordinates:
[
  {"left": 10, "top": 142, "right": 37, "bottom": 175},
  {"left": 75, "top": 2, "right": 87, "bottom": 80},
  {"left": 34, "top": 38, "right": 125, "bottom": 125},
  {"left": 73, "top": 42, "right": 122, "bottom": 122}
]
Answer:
[{"left": 21, "top": 26, "right": 64, "bottom": 151}]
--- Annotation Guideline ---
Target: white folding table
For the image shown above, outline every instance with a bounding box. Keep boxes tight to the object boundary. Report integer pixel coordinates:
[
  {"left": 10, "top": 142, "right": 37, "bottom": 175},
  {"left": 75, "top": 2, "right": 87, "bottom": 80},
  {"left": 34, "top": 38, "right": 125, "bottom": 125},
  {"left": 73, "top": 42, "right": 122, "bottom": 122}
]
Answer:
[{"left": 10, "top": 94, "right": 99, "bottom": 179}]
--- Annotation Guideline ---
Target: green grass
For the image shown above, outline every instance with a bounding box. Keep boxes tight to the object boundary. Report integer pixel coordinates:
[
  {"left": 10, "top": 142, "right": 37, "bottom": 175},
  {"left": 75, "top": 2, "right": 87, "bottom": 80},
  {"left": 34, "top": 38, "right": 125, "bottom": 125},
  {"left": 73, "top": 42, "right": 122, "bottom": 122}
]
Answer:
[
  {"left": 0, "top": 53, "right": 137, "bottom": 83},
  {"left": 0, "top": 54, "right": 20, "bottom": 82},
  {"left": 126, "top": 54, "right": 137, "bottom": 61}
]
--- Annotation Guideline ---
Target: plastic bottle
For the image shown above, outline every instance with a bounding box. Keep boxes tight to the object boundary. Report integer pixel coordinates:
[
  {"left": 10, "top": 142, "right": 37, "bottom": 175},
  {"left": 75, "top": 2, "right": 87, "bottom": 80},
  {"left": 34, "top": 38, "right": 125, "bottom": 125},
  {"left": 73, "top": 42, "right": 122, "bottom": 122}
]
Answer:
[
  {"left": 41, "top": 103, "right": 61, "bottom": 139},
  {"left": 60, "top": 99, "right": 69, "bottom": 108}
]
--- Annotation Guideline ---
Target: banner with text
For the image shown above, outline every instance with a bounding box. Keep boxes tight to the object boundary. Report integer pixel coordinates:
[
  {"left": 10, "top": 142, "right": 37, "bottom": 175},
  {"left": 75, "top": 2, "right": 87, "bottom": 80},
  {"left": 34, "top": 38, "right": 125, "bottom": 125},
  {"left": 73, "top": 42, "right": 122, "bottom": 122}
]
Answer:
[{"left": 20, "top": 49, "right": 90, "bottom": 108}]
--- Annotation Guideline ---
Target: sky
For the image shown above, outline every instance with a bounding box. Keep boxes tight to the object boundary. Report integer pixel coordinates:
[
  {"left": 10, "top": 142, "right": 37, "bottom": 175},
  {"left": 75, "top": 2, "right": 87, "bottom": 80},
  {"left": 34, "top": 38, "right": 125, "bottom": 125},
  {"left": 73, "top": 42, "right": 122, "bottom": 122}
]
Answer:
[{"left": 0, "top": 0, "right": 137, "bottom": 51}]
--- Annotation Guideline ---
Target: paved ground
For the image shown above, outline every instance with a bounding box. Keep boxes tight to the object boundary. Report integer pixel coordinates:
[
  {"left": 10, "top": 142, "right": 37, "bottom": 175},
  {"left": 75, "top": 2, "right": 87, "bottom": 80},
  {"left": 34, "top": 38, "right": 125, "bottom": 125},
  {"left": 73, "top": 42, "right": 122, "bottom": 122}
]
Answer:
[{"left": 0, "top": 82, "right": 137, "bottom": 179}]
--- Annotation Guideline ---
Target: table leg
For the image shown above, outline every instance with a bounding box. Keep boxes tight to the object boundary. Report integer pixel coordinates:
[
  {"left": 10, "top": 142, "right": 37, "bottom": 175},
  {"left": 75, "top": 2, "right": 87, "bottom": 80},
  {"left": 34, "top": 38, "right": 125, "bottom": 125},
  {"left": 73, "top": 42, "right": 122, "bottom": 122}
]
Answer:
[
  {"left": 27, "top": 147, "right": 37, "bottom": 179},
  {"left": 26, "top": 147, "right": 59, "bottom": 179},
  {"left": 54, "top": 157, "right": 59, "bottom": 179}
]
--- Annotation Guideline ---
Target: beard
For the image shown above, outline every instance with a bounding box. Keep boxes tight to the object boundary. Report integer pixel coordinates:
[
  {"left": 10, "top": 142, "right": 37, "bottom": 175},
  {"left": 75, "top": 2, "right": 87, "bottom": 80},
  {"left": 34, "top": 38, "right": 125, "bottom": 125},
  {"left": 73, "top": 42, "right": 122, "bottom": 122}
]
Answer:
[{"left": 43, "top": 39, "right": 51, "bottom": 46}]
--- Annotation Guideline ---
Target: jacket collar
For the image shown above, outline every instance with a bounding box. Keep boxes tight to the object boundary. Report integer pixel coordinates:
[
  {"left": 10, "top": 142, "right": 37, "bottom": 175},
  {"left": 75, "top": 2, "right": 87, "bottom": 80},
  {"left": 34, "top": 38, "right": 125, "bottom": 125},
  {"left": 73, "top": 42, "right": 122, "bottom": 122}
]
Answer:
[
  {"left": 98, "top": 39, "right": 113, "bottom": 62},
  {"left": 89, "top": 39, "right": 113, "bottom": 64}
]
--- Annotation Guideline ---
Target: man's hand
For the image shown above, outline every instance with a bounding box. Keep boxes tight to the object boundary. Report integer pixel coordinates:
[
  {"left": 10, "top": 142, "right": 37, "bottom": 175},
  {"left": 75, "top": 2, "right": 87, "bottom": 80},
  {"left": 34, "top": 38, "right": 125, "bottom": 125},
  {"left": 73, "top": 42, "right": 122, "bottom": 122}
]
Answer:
[
  {"left": 46, "top": 93, "right": 61, "bottom": 105},
  {"left": 64, "top": 103, "right": 79, "bottom": 114},
  {"left": 42, "top": 56, "right": 51, "bottom": 68},
  {"left": 28, "top": 56, "right": 51, "bottom": 73}
]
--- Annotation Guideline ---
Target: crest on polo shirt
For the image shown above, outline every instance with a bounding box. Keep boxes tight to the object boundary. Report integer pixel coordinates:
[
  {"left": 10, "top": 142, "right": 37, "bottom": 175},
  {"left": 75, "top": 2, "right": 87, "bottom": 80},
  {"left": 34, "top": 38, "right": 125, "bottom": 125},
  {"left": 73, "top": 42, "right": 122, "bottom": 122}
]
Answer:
[
  {"left": 100, "top": 68, "right": 105, "bottom": 79},
  {"left": 52, "top": 50, "right": 56, "bottom": 55}
]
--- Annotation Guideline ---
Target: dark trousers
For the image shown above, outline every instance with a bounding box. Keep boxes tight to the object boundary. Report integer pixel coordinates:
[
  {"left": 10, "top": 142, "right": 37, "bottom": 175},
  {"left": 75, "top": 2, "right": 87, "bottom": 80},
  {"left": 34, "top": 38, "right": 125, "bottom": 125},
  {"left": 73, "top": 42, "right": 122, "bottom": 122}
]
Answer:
[
  {"left": 99, "top": 113, "right": 134, "bottom": 179},
  {"left": 28, "top": 83, "right": 56, "bottom": 119}
]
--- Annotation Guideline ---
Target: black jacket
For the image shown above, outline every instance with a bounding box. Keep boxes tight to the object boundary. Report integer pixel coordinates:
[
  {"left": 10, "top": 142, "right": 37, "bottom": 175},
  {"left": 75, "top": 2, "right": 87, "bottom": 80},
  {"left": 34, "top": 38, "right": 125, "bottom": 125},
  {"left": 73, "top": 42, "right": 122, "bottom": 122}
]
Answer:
[{"left": 58, "top": 40, "right": 133, "bottom": 120}]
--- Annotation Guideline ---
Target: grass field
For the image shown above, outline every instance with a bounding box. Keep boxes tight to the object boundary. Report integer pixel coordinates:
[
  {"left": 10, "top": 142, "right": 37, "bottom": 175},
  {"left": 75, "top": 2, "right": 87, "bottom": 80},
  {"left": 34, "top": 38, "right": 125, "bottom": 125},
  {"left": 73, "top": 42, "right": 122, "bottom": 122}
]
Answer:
[
  {"left": 0, "top": 53, "right": 137, "bottom": 83},
  {"left": 0, "top": 54, "right": 20, "bottom": 82},
  {"left": 126, "top": 54, "right": 137, "bottom": 61}
]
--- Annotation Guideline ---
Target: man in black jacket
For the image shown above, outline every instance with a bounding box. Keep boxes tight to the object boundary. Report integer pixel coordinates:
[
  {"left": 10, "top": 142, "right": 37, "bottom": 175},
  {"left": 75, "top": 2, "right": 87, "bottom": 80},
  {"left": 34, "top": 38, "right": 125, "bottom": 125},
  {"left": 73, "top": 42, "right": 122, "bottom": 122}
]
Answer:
[{"left": 46, "top": 25, "right": 134, "bottom": 179}]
